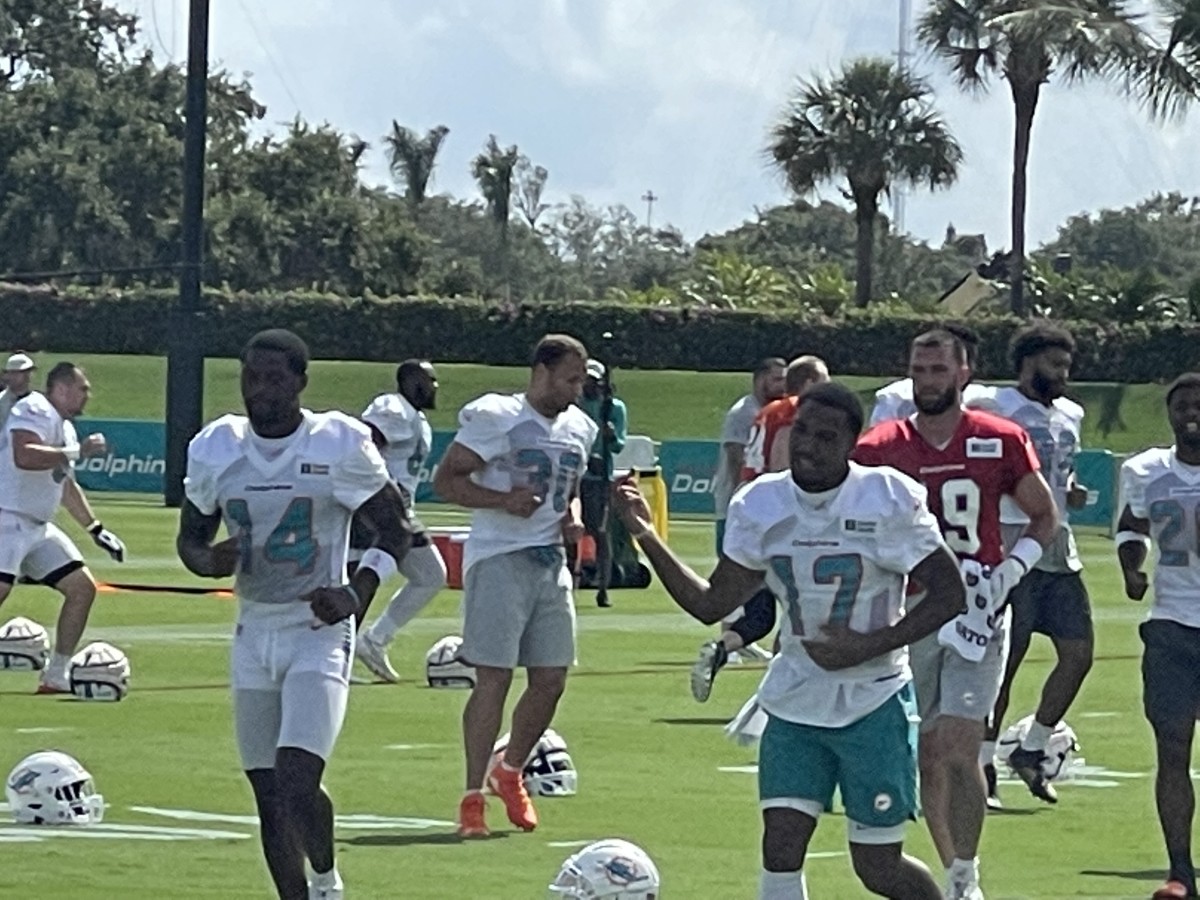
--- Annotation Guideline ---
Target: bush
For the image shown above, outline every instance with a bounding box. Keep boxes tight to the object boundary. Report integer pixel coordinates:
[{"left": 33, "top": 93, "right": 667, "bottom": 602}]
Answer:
[{"left": 2, "top": 284, "right": 1198, "bottom": 382}]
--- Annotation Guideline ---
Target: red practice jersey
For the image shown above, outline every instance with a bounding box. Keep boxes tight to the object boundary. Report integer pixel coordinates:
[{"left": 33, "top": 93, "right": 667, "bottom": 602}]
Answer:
[
  {"left": 741, "top": 396, "right": 801, "bottom": 482},
  {"left": 853, "top": 409, "right": 1040, "bottom": 566}
]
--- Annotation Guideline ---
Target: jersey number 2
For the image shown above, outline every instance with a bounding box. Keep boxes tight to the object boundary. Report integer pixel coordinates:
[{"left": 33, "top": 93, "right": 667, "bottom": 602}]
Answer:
[{"left": 226, "top": 497, "right": 317, "bottom": 574}]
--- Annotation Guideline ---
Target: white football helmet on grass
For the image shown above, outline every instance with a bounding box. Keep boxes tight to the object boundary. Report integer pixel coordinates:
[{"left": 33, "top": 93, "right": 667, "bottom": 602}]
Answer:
[
  {"left": 5, "top": 750, "right": 105, "bottom": 825},
  {"left": 488, "top": 728, "right": 578, "bottom": 797},
  {"left": 548, "top": 838, "right": 660, "bottom": 899},
  {"left": 425, "top": 635, "right": 476, "bottom": 688},
  {"left": 0, "top": 617, "right": 49, "bottom": 670},
  {"left": 997, "top": 715, "right": 1080, "bottom": 781},
  {"left": 70, "top": 641, "right": 130, "bottom": 701}
]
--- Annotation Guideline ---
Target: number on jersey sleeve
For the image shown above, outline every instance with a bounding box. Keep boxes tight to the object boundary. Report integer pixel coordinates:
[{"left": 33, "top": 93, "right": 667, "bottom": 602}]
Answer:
[
  {"left": 225, "top": 497, "right": 318, "bottom": 574},
  {"left": 940, "top": 478, "right": 981, "bottom": 555}
]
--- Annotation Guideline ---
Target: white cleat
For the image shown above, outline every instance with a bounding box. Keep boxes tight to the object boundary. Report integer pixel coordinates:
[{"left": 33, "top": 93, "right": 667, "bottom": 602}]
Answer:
[
  {"left": 946, "top": 878, "right": 984, "bottom": 900},
  {"left": 740, "top": 642, "right": 774, "bottom": 662},
  {"left": 309, "top": 867, "right": 344, "bottom": 899},
  {"left": 355, "top": 632, "right": 399, "bottom": 683}
]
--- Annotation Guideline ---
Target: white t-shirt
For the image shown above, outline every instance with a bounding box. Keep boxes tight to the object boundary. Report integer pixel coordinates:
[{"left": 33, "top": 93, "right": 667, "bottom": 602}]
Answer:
[
  {"left": 184, "top": 410, "right": 389, "bottom": 627},
  {"left": 868, "top": 378, "right": 995, "bottom": 427},
  {"left": 1120, "top": 447, "right": 1200, "bottom": 628},
  {"left": 452, "top": 392, "right": 598, "bottom": 573},
  {"left": 978, "top": 386, "right": 1084, "bottom": 572},
  {"left": 723, "top": 464, "right": 946, "bottom": 727},
  {"left": 0, "top": 392, "right": 77, "bottom": 523},
  {"left": 713, "top": 394, "right": 762, "bottom": 517},
  {"left": 360, "top": 392, "right": 431, "bottom": 497}
]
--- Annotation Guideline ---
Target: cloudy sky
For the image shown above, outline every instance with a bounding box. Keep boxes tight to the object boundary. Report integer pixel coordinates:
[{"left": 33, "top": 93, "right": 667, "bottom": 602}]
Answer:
[{"left": 121, "top": 0, "right": 1200, "bottom": 250}]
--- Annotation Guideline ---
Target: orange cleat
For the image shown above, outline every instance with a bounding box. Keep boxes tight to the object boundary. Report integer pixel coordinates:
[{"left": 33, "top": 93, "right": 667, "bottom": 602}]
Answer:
[
  {"left": 35, "top": 681, "right": 70, "bottom": 696},
  {"left": 487, "top": 763, "right": 539, "bottom": 831},
  {"left": 456, "top": 792, "right": 489, "bottom": 838}
]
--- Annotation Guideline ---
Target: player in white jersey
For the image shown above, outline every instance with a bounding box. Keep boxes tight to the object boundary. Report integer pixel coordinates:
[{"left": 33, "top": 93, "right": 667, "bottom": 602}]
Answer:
[
  {"left": 434, "top": 334, "right": 598, "bottom": 839},
  {"left": 0, "top": 352, "right": 36, "bottom": 442},
  {"left": 352, "top": 359, "right": 447, "bottom": 683},
  {"left": 176, "top": 330, "right": 412, "bottom": 900},
  {"left": 1117, "top": 373, "right": 1200, "bottom": 900},
  {"left": 0, "top": 361, "right": 127, "bottom": 694},
  {"left": 614, "top": 383, "right": 965, "bottom": 900},
  {"left": 978, "top": 324, "right": 1093, "bottom": 807}
]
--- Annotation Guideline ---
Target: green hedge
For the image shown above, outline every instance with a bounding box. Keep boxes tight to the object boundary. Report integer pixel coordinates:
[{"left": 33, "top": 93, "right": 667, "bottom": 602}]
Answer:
[{"left": 2, "top": 285, "right": 1198, "bottom": 382}]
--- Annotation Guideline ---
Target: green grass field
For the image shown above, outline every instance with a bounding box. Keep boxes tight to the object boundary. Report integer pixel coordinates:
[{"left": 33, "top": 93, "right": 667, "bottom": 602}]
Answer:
[
  {"left": 0, "top": 497, "right": 1173, "bottom": 899},
  {"left": 16, "top": 351, "right": 1180, "bottom": 454}
]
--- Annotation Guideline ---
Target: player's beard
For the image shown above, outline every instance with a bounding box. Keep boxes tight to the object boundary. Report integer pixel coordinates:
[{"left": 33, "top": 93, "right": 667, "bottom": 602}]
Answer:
[
  {"left": 913, "top": 385, "right": 958, "bottom": 416},
  {"left": 1031, "top": 370, "right": 1064, "bottom": 400},
  {"left": 1175, "top": 421, "right": 1200, "bottom": 451}
]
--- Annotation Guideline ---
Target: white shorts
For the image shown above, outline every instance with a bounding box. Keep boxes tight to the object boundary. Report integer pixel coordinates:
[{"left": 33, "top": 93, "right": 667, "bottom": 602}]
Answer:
[
  {"left": 231, "top": 616, "right": 355, "bottom": 770},
  {"left": 0, "top": 510, "right": 84, "bottom": 585}
]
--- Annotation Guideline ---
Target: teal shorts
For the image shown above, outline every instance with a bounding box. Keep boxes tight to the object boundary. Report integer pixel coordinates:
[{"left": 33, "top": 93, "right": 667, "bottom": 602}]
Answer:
[{"left": 758, "top": 684, "right": 919, "bottom": 830}]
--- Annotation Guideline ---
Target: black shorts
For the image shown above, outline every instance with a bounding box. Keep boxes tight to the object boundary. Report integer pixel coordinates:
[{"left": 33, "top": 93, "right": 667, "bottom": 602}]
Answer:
[
  {"left": 1141, "top": 618, "right": 1200, "bottom": 737},
  {"left": 348, "top": 509, "right": 428, "bottom": 550},
  {"left": 1009, "top": 569, "right": 1092, "bottom": 642}
]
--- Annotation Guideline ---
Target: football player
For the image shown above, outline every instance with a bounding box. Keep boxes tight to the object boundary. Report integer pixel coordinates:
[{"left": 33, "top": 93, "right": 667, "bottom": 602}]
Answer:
[
  {"left": 433, "top": 334, "right": 597, "bottom": 839},
  {"left": 977, "top": 324, "right": 1092, "bottom": 809},
  {"left": 867, "top": 323, "right": 992, "bottom": 426},
  {"left": 352, "top": 358, "right": 447, "bottom": 683},
  {"left": 1117, "top": 373, "right": 1200, "bottom": 900},
  {"left": 0, "top": 361, "right": 126, "bottom": 694},
  {"left": 176, "top": 329, "right": 412, "bottom": 900},
  {"left": 615, "top": 382, "right": 966, "bottom": 900},
  {"left": 854, "top": 329, "right": 1058, "bottom": 900},
  {"left": 691, "top": 355, "right": 830, "bottom": 703}
]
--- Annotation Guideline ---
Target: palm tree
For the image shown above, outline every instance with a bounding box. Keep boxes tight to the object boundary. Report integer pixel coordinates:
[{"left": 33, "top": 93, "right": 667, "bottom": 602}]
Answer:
[
  {"left": 918, "top": 0, "right": 1173, "bottom": 316},
  {"left": 471, "top": 135, "right": 521, "bottom": 296},
  {"left": 767, "top": 58, "right": 962, "bottom": 307},
  {"left": 384, "top": 122, "right": 450, "bottom": 214}
]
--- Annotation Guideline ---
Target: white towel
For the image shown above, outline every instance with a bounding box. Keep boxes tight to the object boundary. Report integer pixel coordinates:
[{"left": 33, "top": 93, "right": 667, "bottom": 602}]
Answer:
[
  {"left": 725, "top": 692, "right": 769, "bottom": 746},
  {"left": 936, "top": 559, "right": 995, "bottom": 663}
]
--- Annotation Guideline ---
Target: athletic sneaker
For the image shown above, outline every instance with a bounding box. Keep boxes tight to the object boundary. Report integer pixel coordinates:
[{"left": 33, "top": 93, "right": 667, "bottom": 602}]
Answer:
[
  {"left": 1006, "top": 746, "right": 1058, "bottom": 804},
  {"left": 740, "top": 642, "right": 774, "bottom": 662},
  {"left": 690, "top": 641, "right": 728, "bottom": 703},
  {"left": 355, "top": 631, "right": 399, "bottom": 683},
  {"left": 457, "top": 792, "right": 489, "bottom": 838},
  {"left": 35, "top": 673, "right": 70, "bottom": 695},
  {"left": 1151, "top": 879, "right": 1195, "bottom": 899},
  {"left": 984, "top": 763, "right": 1003, "bottom": 811},
  {"left": 308, "top": 866, "right": 343, "bottom": 900},
  {"left": 946, "top": 877, "right": 985, "bottom": 900},
  {"left": 487, "top": 764, "right": 538, "bottom": 831}
]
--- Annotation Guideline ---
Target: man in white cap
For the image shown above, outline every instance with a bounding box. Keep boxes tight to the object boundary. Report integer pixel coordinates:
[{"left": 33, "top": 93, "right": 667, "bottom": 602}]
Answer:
[{"left": 0, "top": 352, "right": 36, "bottom": 437}]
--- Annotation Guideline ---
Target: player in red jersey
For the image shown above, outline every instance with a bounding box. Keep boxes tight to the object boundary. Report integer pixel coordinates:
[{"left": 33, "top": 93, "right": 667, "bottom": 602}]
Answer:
[{"left": 852, "top": 329, "right": 1058, "bottom": 900}]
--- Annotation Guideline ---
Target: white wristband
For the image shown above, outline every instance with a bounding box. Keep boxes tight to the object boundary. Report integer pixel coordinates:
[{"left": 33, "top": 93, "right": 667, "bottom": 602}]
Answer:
[
  {"left": 1116, "top": 530, "right": 1152, "bottom": 549},
  {"left": 1008, "top": 536, "right": 1043, "bottom": 572},
  {"left": 358, "top": 547, "right": 399, "bottom": 582},
  {"left": 62, "top": 445, "right": 81, "bottom": 462}
]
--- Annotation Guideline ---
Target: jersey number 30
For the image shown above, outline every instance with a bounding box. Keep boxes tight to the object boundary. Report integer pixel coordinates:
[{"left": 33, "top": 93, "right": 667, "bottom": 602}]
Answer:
[{"left": 226, "top": 497, "right": 317, "bottom": 574}]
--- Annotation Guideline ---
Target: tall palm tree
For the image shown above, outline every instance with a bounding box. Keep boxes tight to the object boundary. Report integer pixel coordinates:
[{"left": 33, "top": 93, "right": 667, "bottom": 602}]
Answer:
[
  {"left": 918, "top": 0, "right": 1170, "bottom": 316},
  {"left": 767, "top": 58, "right": 962, "bottom": 307},
  {"left": 471, "top": 135, "right": 521, "bottom": 296},
  {"left": 384, "top": 122, "right": 450, "bottom": 214}
]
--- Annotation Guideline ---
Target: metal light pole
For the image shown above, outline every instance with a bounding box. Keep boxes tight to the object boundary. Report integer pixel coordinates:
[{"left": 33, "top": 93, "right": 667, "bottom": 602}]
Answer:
[
  {"left": 163, "top": 0, "right": 210, "bottom": 507},
  {"left": 893, "top": 0, "right": 912, "bottom": 235}
]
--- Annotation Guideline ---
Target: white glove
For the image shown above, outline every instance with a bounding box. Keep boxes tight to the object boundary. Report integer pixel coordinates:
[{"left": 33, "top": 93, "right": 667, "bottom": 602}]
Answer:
[
  {"left": 988, "top": 556, "right": 1026, "bottom": 612},
  {"left": 89, "top": 522, "right": 126, "bottom": 562}
]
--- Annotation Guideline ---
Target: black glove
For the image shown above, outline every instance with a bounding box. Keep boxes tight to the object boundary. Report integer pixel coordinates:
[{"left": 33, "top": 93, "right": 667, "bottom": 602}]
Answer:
[{"left": 89, "top": 522, "right": 126, "bottom": 562}]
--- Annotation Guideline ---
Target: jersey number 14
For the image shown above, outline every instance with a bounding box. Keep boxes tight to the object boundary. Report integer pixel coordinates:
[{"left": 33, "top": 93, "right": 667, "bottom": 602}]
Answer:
[{"left": 225, "top": 497, "right": 317, "bottom": 574}]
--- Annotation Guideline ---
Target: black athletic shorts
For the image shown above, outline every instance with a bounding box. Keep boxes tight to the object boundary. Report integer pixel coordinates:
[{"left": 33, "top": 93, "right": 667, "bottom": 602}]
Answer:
[
  {"left": 1009, "top": 569, "right": 1092, "bottom": 642},
  {"left": 1141, "top": 618, "right": 1200, "bottom": 737}
]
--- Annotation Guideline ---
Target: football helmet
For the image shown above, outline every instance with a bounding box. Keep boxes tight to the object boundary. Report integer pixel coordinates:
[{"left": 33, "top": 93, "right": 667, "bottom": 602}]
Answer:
[
  {"left": 425, "top": 635, "right": 476, "bottom": 689},
  {"left": 5, "top": 750, "right": 105, "bottom": 825},
  {"left": 489, "top": 728, "right": 578, "bottom": 797},
  {"left": 0, "top": 616, "right": 49, "bottom": 671},
  {"left": 69, "top": 641, "right": 130, "bottom": 701},
  {"left": 997, "top": 715, "right": 1080, "bottom": 781},
  {"left": 548, "top": 838, "right": 660, "bottom": 899}
]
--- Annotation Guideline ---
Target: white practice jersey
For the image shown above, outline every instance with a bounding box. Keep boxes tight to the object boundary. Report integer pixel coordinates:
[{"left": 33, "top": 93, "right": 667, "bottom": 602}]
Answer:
[
  {"left": 977, "top": 386, "right": 1083, "bottom": 572},
  {"left": 184, "top": 410, "right": 390, "bottom": 627},
  {"left": 713, "top": 393, "right": 762, "bottom": 516},
  {"left": 1120, "top": 447, "right": 1200, "bottom": 628},
  {"left": 868, "top": 378, "right": 995, "bottom": 427},
  {"left": 0, "top": 392, "right": 77, "bottom": 522},
  {"left": 360, "top": 392, "right": 431, "bottom": 496},
  {"left": 723, "top": 464, "right": 946, "bottom": 727},
  {"left": 453, "top": 392, "right": 597, "bottom": 574}
]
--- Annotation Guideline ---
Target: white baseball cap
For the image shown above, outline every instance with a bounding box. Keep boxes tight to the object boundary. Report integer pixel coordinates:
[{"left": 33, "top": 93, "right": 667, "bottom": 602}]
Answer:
[
  {"left": 586, "top": 359, "right": 605, "bottom": 380},
  {"left": 4, "top": 353, "right": 34, "bottom": 372}
]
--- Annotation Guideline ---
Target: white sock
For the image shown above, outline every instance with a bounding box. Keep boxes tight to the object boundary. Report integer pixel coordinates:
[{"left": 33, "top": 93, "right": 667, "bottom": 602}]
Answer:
[
  {"left": 1021, "top": 720, "right": 1053, "bottom": 752},
  {"left": 979, "top": 740, "right": 997, "bottom": 768},
  {"left": 949, "top": 857, "right": 979, "bottom": 884},
  {"left": 368, "top": 545, "right": 447, "bottom": 644},
  {"left": 759, "top": 869, "right": 808, "bottom": 899},
  {"left": 310, "top": 865, "right": 342, "bottom": 889},
  {"left": 46, "top": 652, "right": 71, "bottom": 679}
]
